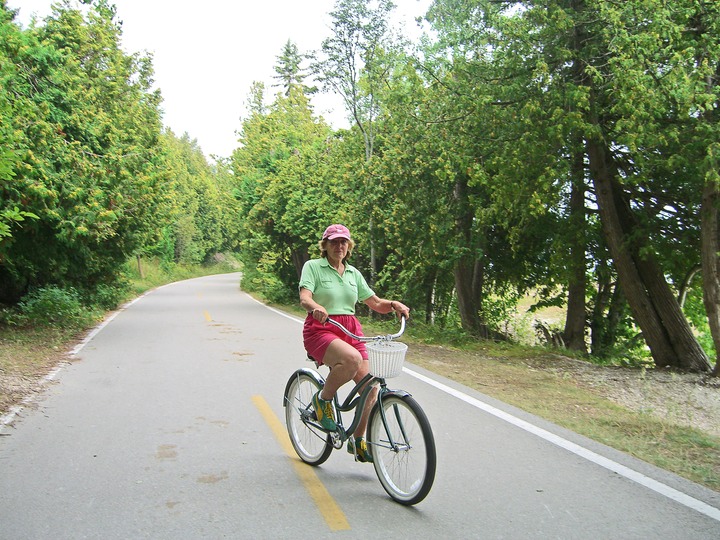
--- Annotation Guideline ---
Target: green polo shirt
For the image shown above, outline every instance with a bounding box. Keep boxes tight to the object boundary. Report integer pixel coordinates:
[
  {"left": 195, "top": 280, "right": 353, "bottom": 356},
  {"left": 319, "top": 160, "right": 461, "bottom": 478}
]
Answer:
[{"left": 299, "top": 258, "right": 374, "bottom": 315}]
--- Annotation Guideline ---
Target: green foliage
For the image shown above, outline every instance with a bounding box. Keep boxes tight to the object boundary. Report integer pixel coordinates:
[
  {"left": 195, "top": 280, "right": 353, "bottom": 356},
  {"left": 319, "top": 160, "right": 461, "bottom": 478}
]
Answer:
[
  {"left": 82, "top": 280, "right": 130, "bottom": 311},
  {"left": 226, "top": 0, "right": 719, "bottom": 371},
  {"left": 0, "top": 207, "right": 38, "bottom": 241},
  {"left": 0, "top": 2, "right": 240, "bottom": 309},
  {"left": 231, "top": 83, "right": 335, "bottom": 301},
  {"left": 412, "top": 0, "right": 717, "bottom": 370},
  {"left": 403, "top": 317, "right": 474, "bottom": 348},
  {"left": 14, "top": 286, "right": 98, "bottom": 329},
  {"left": 0, "top": 1, "right": 164, "bottom": 302},
  {"left": 683, "top": 285, "right": 717, "bottom": 360},
  {"left": 273, "top": 39, "right": 316, "bottom": 96},
  {"left": 313, "top": 0, "right": 397, "bottom": 160},
  {"left": 151, "top": 131, "right": 239, "bottom": 266},
  {"left": 2, "top": 0, "right": 719, "bottom": 372}
]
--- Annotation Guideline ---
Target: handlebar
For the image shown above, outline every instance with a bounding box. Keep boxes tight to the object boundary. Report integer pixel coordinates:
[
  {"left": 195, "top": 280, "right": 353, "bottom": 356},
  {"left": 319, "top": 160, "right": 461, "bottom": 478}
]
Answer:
[{"left": 326, "top": 316, "right": 406, "bottom": 342}]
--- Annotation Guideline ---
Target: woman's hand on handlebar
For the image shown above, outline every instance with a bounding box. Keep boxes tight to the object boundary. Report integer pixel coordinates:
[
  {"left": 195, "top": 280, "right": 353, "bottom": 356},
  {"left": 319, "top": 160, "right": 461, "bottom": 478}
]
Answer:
[
  {"left": 390, "top": 300, "right": 410, "bottom": 320},
  {"left": 311, "top": 306, "right": 328, "bottom": 323}
]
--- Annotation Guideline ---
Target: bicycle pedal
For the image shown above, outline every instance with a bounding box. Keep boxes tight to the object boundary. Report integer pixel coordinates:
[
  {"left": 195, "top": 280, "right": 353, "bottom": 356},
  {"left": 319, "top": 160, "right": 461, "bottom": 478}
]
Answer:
[
  {"left": 330, "top": 432, "right": 343, "bottom": 449},
  {"left": 300, "top": 408, "right": 316, "bottom": 422},
  {"left": 347, "top": 438, "right": 358, "bottom": 462}
]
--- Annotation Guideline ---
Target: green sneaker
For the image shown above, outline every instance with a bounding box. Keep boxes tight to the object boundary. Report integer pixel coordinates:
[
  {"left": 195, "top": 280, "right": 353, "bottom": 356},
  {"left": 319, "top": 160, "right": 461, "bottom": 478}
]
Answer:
[
  {"left": 312, "top": 391, "right": 337, "bottom": 431},
  {"left": 347, "top": 436, "right": 373, "bottom": 463}
]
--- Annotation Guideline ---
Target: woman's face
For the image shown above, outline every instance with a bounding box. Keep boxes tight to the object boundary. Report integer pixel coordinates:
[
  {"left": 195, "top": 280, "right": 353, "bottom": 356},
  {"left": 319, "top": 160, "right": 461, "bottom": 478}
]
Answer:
[{"left": 327, "top": 238, "right": 349, "bottom": 262}]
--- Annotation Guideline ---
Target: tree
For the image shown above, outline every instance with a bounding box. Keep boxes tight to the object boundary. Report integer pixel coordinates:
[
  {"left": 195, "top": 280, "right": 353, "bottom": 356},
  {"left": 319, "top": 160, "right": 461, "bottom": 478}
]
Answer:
[
  {"left": 231, "top": 85, "right": 333, "bottom": 301},
  {"left": 272, "top": 40, "right": 315, "bottom": 97},
  {"left": 152, "top": 131, "right": 236, "bottom": 265},
  {"left": 0, "top": 5, "right": 39, "bottom": 252},
  {"left": 401, "top": 0, "right": 717, "bottom": 371},
  {"left": 0, "top": 0, "right": 164, "bottom": 302},
  {"left": 686, "top": 3, "right": 720, "bottom": 375},
  {"left": 577, "top": 0, "right": 711, "bottom": 371},
  {"left": 312, "top": 0, "right": 397, "bottom": 283},
  {"left": 382, "top": 0, "right": 568, "bottom": 336}
]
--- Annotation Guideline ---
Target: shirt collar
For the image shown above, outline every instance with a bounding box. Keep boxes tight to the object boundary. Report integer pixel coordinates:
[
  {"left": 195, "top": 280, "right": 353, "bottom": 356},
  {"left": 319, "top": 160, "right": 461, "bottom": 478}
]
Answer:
[{"left": 321, "top": 257, "right": 354, "bottom": 272}]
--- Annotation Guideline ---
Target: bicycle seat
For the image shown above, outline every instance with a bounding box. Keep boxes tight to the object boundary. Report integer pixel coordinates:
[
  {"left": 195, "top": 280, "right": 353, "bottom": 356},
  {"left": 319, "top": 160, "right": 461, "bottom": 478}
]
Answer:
[{"left": 307, "top": 355, "right": 325, "bottom": 369}]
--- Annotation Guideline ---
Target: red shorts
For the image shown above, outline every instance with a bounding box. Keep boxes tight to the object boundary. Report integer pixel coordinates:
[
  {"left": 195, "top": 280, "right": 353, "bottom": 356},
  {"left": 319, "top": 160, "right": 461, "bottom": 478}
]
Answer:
[{"left": 303, "top": 314, "right": 368, "bottom": 365}]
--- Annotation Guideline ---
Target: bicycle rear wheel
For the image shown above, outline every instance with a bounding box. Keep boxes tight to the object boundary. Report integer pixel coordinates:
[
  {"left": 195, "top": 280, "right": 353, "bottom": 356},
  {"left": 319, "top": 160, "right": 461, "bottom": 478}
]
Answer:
[
  {"left": 284, "top": 371, "right": 333, "bottom": 465},
  {"left": 367, "top": 393, "right": 436, "bottom": 505}
]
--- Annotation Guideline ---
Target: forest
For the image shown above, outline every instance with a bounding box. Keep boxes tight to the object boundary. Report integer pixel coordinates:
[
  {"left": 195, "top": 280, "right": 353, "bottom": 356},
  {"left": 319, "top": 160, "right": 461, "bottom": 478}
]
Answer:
[{"left": 1, "top": 0, "right": 718, "bottom": 375}]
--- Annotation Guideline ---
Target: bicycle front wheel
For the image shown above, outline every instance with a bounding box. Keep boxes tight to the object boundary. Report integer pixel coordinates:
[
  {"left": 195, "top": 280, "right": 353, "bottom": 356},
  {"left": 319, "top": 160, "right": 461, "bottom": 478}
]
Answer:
[
  {"left": 367, "top": 393, "right": 436, "bottom": 505},
  {"left": 284, "top": 371, "right": 333, "bottom": 465}
]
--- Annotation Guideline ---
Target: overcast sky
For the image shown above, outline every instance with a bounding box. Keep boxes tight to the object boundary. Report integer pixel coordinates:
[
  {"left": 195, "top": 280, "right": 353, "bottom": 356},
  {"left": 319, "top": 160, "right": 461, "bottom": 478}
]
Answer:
[{"left": 10, "top": 0, "right": 431, "bottom": 159}]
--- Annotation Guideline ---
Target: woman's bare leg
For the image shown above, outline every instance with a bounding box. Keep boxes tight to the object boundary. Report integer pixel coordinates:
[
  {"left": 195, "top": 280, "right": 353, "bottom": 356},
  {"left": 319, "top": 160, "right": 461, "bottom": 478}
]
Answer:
[
  {"left": 320, "top": 340, "right": 376, "bottom": 437},
  {"left": 320, "top": 339, "right": 362, "bottom": 399},
  {"left": 352, "top": 365, "right": 378, "bottom": 437}
]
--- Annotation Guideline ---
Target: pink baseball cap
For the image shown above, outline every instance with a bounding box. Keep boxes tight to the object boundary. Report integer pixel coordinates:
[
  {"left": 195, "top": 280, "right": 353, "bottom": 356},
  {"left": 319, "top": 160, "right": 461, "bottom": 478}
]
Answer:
[{"left": 322, "top": 224, "right": 351, "bottom": 240}]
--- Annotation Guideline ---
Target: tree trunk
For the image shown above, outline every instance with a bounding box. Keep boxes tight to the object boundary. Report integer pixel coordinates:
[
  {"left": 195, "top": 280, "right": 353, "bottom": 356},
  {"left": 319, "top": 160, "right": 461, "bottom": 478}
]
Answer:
[
  {"left": 369, "top": 214, "right": 376, "bottom": 285},
  {"left": 700, "top": 180, "right": 720, "bottom": 376},
  {"left": 563, "top": 146, "right": 588, "bottom": 352},
  {"left": 564, "top": 252, "right": 587, "bottom": 351},
  {"left": 454, "top": 258, "right": 482, "bottom": 335},
  {"left": 677, "top": 264, "right": 701, "bottom": 308},
  {"left": 425, "top": 273, "right": 436, "bottom": 325},
  {"left": 589, "top": 260, "right": 612, "bottom": 356},
  {"left": 587, "top": 137, "right": 710, "bottom": 371},
  {"left": 452, "top": 172, "right": 484, "bottom": 336},
  {"left": 563, "top": 10, "right": 592, "bottom": 353},
  {"left": 696, "top": 18, "right": 720, "bottom": 376},
  {"left": 291, "top": 247, "right": 309, "bottom": 280},
  {"left": 605, "top": 281, "right": 626, "bottom": 351}
]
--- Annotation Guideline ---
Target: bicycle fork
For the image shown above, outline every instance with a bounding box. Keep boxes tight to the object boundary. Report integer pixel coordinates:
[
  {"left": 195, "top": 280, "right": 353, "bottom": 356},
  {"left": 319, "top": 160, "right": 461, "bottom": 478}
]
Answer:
[{"left": 375, "top": 389, "right": 413, "bottom": 453}]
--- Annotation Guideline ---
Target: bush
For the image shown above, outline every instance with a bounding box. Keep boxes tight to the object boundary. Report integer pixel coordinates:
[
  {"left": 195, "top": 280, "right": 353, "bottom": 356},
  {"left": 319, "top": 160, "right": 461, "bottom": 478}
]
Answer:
[
  {"left": 17, "top": 286, "right": 97, "bottom": 329},
  {"left": 83, "top": 281, "right": 130, "bottom": 310}
]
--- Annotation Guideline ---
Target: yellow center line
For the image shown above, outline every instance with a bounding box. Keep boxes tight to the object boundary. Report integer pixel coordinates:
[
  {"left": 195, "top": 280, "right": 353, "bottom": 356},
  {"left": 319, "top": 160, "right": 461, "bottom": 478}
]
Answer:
[
  {"left": 203, "top": 310, "right": 212, "bottom": 322},
  {"left": 251, "top": 395, "right": 350, "bottom": 531}
]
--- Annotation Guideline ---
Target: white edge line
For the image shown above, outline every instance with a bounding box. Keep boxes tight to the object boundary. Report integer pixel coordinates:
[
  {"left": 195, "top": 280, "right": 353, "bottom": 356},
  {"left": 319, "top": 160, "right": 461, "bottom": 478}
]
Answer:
[
  {"left": 70, "top": 290, "right": 154, "bottom": 357},
  {"left": 6, "top": 292, "right": 717, "bottom": 522},
  {"left": 1, "top": 289, "right": 160, "bottom": 430},
  {"left": 247, "top": 294, "right": 303, "bottom": 322},
  {"left": 253, "top": 296, "right": 720, "bottom": 522},
  {"left": 403, "top": 366, "right": 720, "bottom": 523}
]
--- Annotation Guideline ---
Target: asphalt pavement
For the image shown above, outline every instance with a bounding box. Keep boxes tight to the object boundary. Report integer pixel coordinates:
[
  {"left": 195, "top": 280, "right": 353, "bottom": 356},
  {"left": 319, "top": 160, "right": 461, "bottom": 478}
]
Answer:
[{"left": 1, "top": 273, "right": 719, "bottom": 539}]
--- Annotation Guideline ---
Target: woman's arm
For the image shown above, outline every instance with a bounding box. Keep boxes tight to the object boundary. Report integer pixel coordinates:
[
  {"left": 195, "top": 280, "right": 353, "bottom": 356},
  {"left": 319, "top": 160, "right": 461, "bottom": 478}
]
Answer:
[
  {"left": 300, "top": 287, "right": 328, "bottom": 322},
  {"left": 364, "top": 295, "right": 410, "bottom": 319}
]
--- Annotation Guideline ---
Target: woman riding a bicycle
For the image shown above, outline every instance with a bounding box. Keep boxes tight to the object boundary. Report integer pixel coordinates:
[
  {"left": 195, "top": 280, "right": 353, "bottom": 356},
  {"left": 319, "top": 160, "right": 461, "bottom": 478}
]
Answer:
[{"left": 298, "top": 224, "right": 410, "bottom": 462}]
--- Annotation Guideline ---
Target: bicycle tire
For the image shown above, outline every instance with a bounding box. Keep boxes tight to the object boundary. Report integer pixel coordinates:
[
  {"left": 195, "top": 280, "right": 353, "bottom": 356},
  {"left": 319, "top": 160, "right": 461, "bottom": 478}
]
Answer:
[
  {"left": 367, "top": 393, "right": 436, "bottom": 505},
  {"left": 284, "top": 371, "right": 333, "bottom": 465}
]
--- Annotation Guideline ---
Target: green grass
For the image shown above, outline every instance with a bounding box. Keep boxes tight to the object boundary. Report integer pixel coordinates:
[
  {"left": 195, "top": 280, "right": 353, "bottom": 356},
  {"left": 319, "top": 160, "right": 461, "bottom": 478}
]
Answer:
[
  {"left": 121, "top": 256, "right": 241, "bottom": 300},
  {"left": 351, "top": 315, "right": 720, "bottom": 491},
  {"left": 407, "top": 339, "right": 719, "bottom": 491}
]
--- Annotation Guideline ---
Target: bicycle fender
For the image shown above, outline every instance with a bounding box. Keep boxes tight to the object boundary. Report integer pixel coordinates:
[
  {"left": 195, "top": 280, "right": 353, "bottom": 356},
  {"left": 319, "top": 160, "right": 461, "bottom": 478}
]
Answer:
[
  {"left": 283, "top": 368, "right": 326, "bottom": 408},
  {"left": 381, "top": 388, "right": 412, "bottom": 400}
]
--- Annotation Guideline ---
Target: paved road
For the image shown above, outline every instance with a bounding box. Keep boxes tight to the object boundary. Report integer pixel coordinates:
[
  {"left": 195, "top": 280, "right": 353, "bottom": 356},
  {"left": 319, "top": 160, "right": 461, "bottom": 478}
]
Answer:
[{"left": 1, "top": 273, "right": 719, "bottom": 539}]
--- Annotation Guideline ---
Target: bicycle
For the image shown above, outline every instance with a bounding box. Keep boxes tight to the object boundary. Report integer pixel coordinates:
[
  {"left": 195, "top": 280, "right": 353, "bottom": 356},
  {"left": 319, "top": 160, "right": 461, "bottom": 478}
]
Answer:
[{"left": 283, "top": 316, "right": 436, "bottom": 505}]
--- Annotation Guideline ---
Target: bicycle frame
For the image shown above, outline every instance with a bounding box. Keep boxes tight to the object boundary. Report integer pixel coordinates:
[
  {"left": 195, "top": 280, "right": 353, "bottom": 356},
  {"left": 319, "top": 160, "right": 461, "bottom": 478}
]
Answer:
[
  {"left": 324, "top": 316, "right": 410, "bottom": 443},
  {"left": 283, "top": 314, "right": 435, "bottom": 504},
  {"left": 283, "top": 367, "right": 411, "bottom": 448},
  {"left": 335, "top": 373, "right": 410, "bottom": 441},
  {"left": 331, "top": 372, "right": 376, "bottom": 440}
]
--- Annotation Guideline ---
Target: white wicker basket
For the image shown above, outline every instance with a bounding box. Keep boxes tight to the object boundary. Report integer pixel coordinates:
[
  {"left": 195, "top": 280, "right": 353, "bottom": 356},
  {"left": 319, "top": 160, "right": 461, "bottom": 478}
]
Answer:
[{"left": 367, "top": 341, "right": 408, "bottom": 378}]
